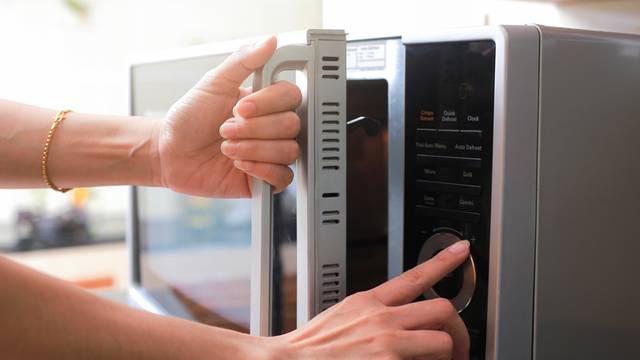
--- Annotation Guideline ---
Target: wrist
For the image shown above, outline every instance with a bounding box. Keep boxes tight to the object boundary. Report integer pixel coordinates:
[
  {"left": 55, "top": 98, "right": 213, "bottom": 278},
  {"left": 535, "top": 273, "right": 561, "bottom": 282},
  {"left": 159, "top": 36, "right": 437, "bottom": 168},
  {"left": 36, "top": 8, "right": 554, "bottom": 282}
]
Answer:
[
  {"left": 114, "top": 115, "right": 162, "bottom": 188},
  {"left": 145, "top": 118, "right": 163, "bottom": 188},
  {"left": 262, "top": 334, "right": 295, "bottom": 360},
  {"left": 202, "top": 329, "right": 288, "bottom": 360},
  {"left": 238, "top": 334, "right": 286, "bottom": 360}
]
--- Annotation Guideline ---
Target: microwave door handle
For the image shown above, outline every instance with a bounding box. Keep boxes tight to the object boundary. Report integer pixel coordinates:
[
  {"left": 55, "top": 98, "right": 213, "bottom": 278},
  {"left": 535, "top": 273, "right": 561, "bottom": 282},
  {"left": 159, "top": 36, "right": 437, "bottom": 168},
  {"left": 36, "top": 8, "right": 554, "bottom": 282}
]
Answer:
[
  {"left": 250, "top": 29, "right": 347, "bottom": 336},
  {"left": 250, "top": 44, "right": 311, "bottom": 337}
]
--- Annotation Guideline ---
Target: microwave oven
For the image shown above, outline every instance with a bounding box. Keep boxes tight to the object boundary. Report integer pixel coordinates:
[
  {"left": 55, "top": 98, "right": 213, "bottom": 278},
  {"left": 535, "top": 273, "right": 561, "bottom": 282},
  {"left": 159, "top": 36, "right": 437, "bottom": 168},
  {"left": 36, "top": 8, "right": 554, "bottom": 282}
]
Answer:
[{"left": 128, "top": 25, "right": 640, "bottom": 359}]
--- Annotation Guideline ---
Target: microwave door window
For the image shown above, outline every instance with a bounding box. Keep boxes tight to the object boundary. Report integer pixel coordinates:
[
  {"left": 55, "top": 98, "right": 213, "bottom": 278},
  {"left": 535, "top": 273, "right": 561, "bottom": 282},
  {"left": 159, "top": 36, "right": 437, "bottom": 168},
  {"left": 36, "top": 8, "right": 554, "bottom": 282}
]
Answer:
[
  {"left": 132, "top": 54, "right": 254, "bottom": 333},
  {"left": 138, "top": 189, "right": 252, "bottom": 333}
]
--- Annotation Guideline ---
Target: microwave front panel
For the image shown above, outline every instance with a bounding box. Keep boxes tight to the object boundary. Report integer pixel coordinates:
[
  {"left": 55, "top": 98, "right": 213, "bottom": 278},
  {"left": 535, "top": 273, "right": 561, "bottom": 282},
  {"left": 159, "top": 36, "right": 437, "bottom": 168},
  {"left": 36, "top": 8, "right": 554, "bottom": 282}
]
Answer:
[
  {"left": 404, "top": 25, "right": 541, "bottom": 360},
  {"left": 404, "top": 40, "right": 496, "bottom": 358}
]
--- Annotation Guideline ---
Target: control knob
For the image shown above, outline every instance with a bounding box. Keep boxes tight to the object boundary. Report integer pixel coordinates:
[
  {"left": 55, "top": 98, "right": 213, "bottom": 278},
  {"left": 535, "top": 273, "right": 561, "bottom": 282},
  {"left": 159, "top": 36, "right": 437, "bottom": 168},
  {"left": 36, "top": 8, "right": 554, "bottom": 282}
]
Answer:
[{"left": 418, "top": 232, "right": 476, "bottom": 312}]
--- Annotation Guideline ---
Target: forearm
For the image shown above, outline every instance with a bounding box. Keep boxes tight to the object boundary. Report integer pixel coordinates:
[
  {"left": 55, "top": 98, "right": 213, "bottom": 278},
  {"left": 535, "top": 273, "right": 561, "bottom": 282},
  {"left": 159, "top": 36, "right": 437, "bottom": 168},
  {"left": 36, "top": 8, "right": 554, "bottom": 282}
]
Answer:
[
  {"left": 0, "top": 99, "right": 160, "bottom": 189},
  {"left": 0, "top": 256, "right": 275, "bottom": 359}
]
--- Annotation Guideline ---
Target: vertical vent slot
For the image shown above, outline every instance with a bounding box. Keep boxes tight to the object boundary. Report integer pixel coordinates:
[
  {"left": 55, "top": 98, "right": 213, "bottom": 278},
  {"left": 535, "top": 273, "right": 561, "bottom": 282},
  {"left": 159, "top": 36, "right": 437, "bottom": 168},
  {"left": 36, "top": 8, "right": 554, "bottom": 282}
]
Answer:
[
  {"left": 322, "top": 271, "right": 340, "bottom": 278},
  {"left": 320, "top": 263, "right": 342, "bottom": 310},
  {"left": 321, "top": 97, "right": 341, "bottom": 169},
  {"left": 322, "top": 111, "right": 340, "bottom": 115},
  {"left": 322, "top": 290, "right": 340, "bottom": 296},
  {"left": 322, "top": 57, "right": 340, "bottom": 81},
  {"left": 321, "top": 299, "right": 339, "bottom": 309},
  {"left": 322, "top": 210, "right": 340, "bottom": 224},
  {"left": 322, "top": 264, "right": 340, "bottom": 269}
]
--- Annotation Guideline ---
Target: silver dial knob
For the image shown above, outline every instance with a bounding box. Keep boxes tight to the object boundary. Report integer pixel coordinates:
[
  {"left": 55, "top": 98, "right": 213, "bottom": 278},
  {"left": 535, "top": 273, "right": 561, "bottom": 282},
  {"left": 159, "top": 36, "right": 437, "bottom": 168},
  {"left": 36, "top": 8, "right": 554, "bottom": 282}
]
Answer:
[{"left": 418, "top": 232, "right": 476, "bottom": 313}]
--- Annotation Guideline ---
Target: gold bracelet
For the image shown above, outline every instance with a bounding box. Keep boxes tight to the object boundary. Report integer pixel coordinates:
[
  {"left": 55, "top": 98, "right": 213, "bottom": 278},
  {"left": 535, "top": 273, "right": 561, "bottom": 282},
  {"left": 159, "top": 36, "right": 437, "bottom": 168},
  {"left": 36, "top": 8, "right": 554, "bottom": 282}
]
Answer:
[{"left": 41, "top": 109, "right": 73, "bottom": 193}]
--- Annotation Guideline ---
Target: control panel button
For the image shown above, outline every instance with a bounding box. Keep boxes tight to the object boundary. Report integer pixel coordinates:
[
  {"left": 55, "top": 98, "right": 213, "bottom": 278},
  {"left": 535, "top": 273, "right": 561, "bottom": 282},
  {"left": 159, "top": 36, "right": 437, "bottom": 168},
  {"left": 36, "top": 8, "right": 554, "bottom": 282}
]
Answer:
[
  {"left": 453, "top": 139, "right": 483, "bottom": 157},
  {"left": 419, "top": 191, "right": 437, "bottom": 207},
  {"left": 418, "top": 164, "right": 439, "bottom": 180},
  {"left": 419, "top": 109, "right": 435, "bottom": 123},
  {"left": 459, "top": 167, "right": 481, "bottom": 184},
  {"left": 462, "top": 110, "right": 491, "bottom": 129},
  {"left": 440, "top": 109, "right": 458, "bottom": 123},
  {"left": 423, "top": 139, "right": 450, "bottom": 154},
  {"left": 466, "top": 114, "right": 481, "bottom": 123},
  {"left": 458, "top": 194, "right": 480, "bottom": 211}
]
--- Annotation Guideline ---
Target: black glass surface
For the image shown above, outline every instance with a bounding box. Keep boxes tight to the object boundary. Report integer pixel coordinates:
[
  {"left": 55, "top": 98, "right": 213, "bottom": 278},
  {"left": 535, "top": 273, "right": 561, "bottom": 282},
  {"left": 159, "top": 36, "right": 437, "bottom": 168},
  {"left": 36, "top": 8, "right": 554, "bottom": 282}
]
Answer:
[
  {"left": 404, "top": 40, "right": 496, "bottom": 359},
  {"left": 132, "top": 54, "right": 254, "bottom": 333},
  {"left": 346, "top": 79, "right": 388, "bottom": 295}
]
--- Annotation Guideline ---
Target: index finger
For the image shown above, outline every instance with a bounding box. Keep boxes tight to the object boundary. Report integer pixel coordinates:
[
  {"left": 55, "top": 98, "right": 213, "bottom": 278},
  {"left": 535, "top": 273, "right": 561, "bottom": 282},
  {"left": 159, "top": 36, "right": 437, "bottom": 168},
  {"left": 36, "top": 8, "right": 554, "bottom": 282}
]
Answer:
[
  {"left": 233, "top": 80, "right": 302, "bottom": 118},
  {"left": 369, "top": 240, "right": 470, "bottom": 306}
]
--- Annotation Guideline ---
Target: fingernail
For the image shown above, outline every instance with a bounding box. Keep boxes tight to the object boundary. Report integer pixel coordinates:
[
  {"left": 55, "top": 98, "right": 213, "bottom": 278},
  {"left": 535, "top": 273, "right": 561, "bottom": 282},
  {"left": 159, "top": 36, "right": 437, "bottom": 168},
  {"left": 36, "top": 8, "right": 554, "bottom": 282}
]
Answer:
[
  {"left": 219, "top": 122, "right": 237, "bottom": 138},
  {"left": 234, "top": 160, "right": 253, "bottom": 171},
  {"left": 221, "top": 141, "right": 237, "bottom": 156},
  {"left": 234, "top": 101, "right": 256, "bottom": 118},
  {"left": 447, "top": 240, "right": 470, "bottom": 254}
]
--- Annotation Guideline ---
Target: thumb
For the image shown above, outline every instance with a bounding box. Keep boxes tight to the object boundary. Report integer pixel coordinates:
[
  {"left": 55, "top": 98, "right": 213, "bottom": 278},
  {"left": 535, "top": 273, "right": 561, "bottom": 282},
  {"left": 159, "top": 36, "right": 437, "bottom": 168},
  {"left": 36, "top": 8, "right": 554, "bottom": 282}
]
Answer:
[{"left": 203, "top": 36, "right": 277, "bottom": 94}]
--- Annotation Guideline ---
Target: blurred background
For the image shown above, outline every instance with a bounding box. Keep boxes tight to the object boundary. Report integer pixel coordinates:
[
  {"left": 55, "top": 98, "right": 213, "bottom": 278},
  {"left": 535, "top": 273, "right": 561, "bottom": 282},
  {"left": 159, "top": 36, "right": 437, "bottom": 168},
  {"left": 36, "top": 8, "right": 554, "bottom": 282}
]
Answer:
[{"left": 1, "top": 0, "right": 638, "bottom": 299}]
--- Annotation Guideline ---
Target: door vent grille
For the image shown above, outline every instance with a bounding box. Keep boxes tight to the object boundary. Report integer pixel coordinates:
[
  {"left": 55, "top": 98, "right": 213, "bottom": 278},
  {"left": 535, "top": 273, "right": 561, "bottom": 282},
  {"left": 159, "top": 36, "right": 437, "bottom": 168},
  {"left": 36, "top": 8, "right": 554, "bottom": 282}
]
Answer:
[{"left": 320, "top": 263, "right": 342, "bottom": 309}]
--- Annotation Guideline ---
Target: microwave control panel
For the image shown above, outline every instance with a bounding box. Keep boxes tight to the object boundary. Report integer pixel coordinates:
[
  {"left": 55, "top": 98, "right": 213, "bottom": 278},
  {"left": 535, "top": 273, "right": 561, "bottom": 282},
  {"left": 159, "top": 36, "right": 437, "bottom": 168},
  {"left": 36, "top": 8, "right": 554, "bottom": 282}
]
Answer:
[{"left": 404, "top": 40, "right": 496, "bottom": 359}]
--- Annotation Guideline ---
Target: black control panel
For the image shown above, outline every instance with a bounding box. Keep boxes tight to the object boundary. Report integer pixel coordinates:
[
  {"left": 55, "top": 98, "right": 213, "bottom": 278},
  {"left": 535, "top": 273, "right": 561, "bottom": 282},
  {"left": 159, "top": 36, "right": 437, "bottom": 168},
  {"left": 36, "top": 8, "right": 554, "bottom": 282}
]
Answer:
[{"left": 404, "top": 40, "right": 495, "bottom": 359}]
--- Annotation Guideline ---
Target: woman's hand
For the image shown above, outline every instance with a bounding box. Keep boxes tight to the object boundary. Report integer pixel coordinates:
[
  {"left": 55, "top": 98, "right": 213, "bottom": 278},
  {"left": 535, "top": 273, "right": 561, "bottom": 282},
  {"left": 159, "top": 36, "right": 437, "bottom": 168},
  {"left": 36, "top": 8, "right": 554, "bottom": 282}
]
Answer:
[
  {"left": 154, "top": 36, "right": 302, "bottom": 197},
  {"left": 269, "top": 240, "right": 472, "bottom": 360}
]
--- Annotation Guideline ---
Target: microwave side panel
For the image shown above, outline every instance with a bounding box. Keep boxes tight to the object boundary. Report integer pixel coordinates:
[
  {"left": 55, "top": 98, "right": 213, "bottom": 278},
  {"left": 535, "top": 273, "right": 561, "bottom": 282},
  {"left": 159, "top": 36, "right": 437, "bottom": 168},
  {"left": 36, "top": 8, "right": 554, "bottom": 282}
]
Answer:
[{"left": 534, "top": 26, "right": 640, "bottom": 360}]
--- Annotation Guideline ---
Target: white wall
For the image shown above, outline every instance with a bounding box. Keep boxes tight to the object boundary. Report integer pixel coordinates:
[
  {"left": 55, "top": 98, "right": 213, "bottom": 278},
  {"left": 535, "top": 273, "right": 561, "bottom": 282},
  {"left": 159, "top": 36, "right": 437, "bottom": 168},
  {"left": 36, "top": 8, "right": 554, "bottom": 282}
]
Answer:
[
  {"left": 0, "top": 0, "right": 322, "bottom": 115},
  {"left": 323, "top": 0, "right": 640, "bottom": 37}
]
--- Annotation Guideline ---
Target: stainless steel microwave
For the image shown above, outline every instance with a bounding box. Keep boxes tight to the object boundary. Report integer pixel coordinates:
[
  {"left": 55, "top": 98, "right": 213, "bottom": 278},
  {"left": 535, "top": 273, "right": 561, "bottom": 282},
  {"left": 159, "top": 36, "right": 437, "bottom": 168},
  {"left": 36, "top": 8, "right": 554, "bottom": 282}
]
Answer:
[{"left": 128, "top": 25, "right": 640, "bottom": 359}]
